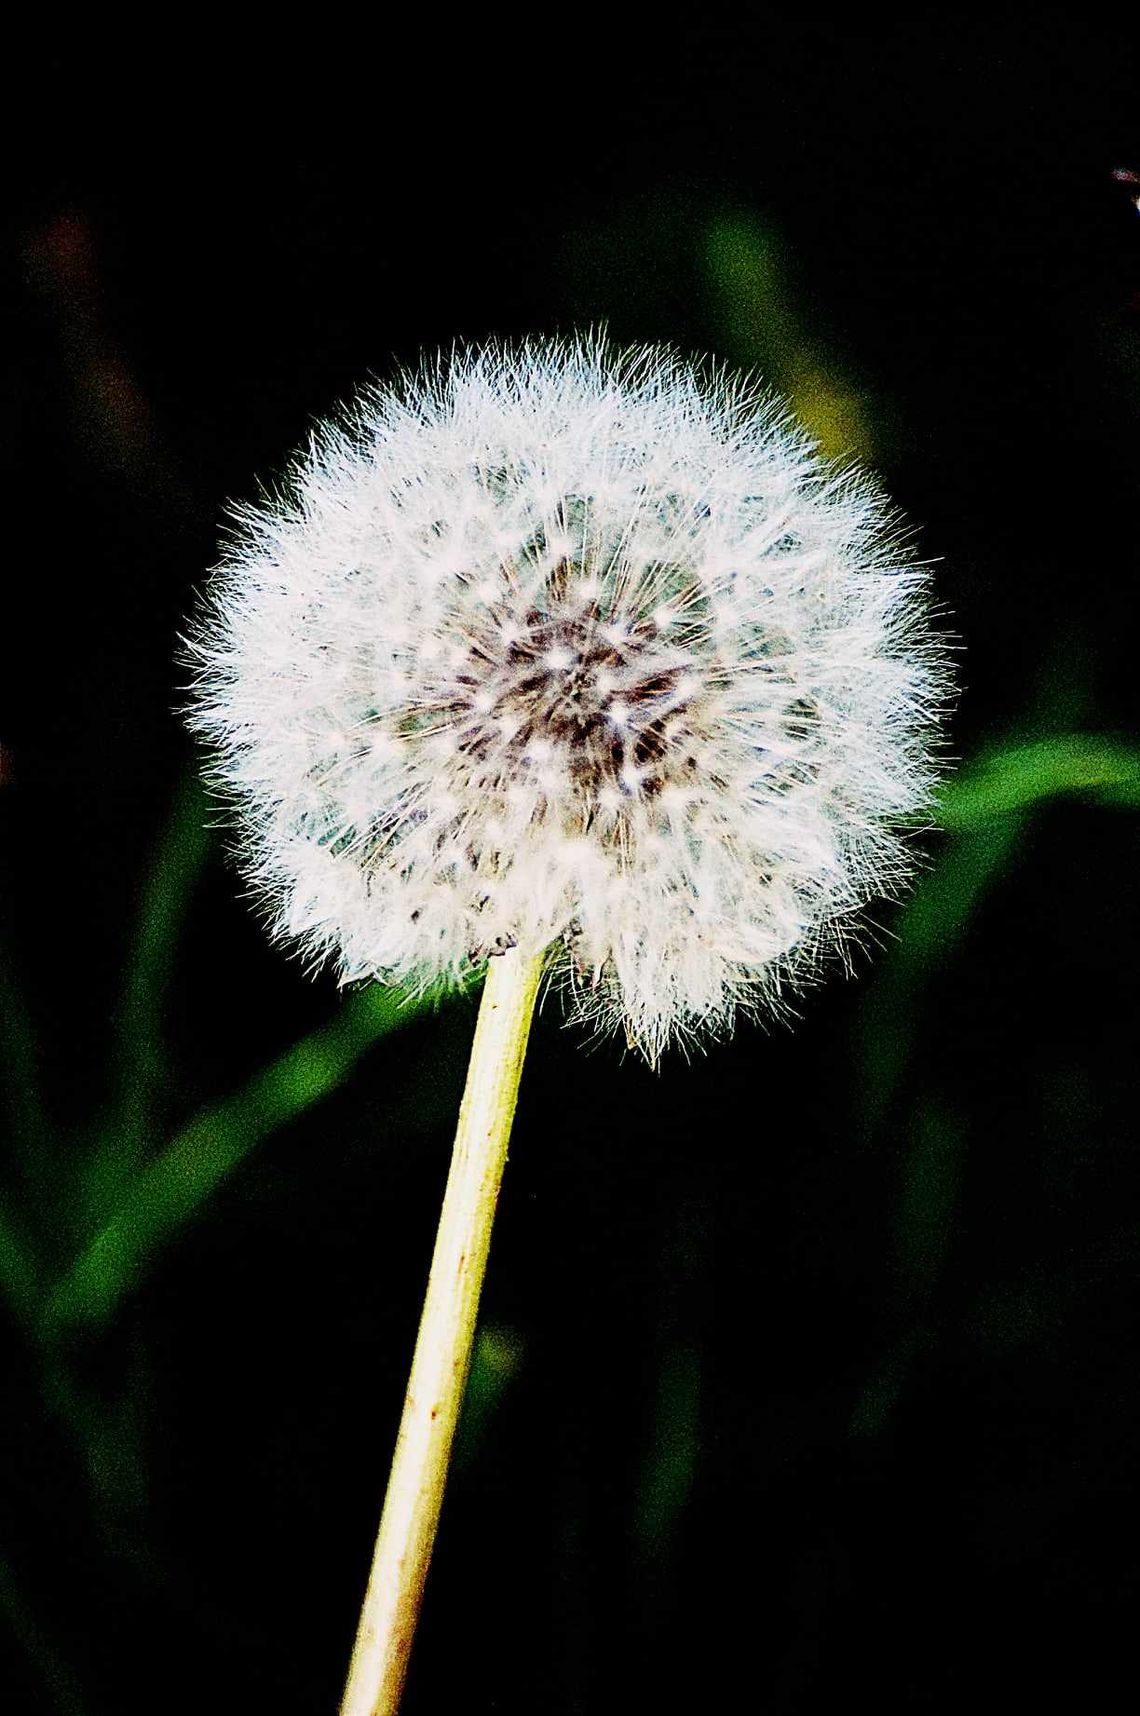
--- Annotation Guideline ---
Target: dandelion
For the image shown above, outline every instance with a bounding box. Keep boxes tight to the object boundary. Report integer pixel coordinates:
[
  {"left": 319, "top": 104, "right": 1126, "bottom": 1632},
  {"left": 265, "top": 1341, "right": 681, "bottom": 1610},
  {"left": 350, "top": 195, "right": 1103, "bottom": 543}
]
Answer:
[
  {"left": 186, "top": 335, "right": 948, "bottom": 1713},
  {"left": 190, "top": 336, "right": 945, "bottom": 1059}
]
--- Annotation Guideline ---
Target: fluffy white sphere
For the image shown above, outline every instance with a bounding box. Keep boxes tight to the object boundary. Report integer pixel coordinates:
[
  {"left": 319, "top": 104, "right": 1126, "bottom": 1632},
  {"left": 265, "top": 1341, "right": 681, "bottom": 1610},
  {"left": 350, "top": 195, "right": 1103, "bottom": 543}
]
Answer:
[{"left": 187, "top": 336, "right": 949, "bottom": 1059}]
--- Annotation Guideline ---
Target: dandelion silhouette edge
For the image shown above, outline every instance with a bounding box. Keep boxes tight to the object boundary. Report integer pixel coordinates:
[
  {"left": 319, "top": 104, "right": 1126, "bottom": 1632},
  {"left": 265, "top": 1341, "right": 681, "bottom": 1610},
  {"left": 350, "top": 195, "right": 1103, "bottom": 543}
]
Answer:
[{"left": 186, "top": 335, "right": 950, "bottom": 1060}]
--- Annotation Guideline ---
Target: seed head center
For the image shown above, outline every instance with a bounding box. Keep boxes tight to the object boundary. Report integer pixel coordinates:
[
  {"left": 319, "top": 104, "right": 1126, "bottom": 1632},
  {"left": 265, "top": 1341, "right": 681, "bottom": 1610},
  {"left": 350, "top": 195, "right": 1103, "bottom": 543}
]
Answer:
[{"left": 455, "top": 564, "right": 703, "bottom": 806}]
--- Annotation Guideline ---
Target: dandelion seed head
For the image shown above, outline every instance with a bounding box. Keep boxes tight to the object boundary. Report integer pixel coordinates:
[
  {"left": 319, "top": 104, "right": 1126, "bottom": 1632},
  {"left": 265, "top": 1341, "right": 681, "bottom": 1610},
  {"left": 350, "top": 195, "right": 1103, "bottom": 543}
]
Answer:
[{"left": 187, "top": 335, "right": 950, "bottom": 1060}]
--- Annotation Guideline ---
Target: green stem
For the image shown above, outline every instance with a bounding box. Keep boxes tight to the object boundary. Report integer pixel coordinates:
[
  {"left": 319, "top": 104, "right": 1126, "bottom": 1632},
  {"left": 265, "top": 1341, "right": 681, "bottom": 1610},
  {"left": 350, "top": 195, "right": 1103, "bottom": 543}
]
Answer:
[{"left": 340, "top": 946, "right": 544, "bottom": 1716}]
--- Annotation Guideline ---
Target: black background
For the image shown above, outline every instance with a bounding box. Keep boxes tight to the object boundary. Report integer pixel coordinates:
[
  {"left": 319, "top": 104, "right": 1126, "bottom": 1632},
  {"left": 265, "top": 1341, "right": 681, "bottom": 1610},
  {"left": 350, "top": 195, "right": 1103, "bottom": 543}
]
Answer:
[{"left": 3, "top": 18, "right": 1139, "bottom": 1712}]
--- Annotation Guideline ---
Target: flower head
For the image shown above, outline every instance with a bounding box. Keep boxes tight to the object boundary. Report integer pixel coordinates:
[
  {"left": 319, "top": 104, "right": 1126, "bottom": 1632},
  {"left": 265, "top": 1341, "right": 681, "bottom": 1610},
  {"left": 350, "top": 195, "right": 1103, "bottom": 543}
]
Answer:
[{"left": 187, "top": 336, "right": 948, "bottom": 1059}]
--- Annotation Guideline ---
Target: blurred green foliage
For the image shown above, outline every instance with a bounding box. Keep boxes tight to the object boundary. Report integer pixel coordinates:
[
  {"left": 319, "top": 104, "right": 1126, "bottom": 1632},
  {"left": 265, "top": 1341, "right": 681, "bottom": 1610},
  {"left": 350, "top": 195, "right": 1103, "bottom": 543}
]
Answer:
[
  {"left": 10, "top": 782, "right": 442, "bottom": 1338},
  {"left": 704, "top": 214, "right": 878, "bottom": 463},
  {"left": 0, "top": 1554, "right": 89, "bottom": 1716}
]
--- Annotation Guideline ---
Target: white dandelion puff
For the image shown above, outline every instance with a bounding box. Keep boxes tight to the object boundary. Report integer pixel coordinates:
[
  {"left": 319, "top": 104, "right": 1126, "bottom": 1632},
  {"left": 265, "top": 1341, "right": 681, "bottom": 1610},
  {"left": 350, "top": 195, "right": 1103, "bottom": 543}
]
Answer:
[{"left": 186, "top": 335, "right": 949, "bottom": 1061}]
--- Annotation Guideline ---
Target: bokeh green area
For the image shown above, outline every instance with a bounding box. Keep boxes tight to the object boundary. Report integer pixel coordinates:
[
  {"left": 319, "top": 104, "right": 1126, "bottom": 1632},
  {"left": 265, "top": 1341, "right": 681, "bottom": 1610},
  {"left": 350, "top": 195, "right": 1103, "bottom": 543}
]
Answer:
[{"left": 4, "top": 26, "right": 1139, "bottom": 1715}]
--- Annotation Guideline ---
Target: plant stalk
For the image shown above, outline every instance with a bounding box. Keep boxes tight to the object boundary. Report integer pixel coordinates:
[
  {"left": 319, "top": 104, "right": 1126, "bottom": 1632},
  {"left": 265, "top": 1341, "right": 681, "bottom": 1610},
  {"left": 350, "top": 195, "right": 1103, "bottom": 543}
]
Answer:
[{"left": 340, "top": 945, "right": 545, "bottom": 1716}]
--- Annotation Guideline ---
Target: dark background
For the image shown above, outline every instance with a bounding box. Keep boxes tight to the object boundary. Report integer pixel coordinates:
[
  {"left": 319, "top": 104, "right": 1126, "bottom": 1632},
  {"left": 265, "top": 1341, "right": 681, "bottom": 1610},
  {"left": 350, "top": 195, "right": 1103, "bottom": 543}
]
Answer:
[{"left": 3, "top": 18, "right": 1139, "bottom": 1712}]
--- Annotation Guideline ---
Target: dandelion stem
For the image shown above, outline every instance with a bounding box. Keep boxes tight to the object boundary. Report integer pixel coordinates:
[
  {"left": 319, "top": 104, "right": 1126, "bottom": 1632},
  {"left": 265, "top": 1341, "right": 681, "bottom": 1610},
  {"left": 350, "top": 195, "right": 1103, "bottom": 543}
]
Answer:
[{"left": 340, "top": 945, "right": 545, "bottom": 1716}]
